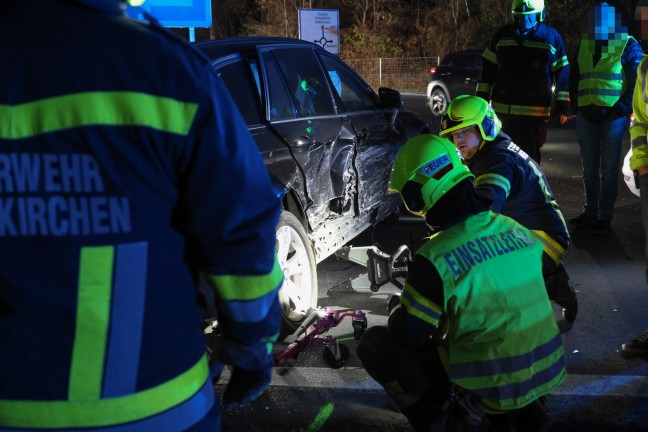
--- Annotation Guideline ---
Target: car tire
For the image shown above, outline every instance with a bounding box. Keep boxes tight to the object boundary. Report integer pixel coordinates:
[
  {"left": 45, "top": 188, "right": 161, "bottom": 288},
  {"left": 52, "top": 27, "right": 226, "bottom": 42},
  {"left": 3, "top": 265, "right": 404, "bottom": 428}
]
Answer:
[
  {"left": 276, "top": 211, "right": 318, "bottom": 336},
  {"left": 429, "top": 88, "right": 448, "bottom": 117}
]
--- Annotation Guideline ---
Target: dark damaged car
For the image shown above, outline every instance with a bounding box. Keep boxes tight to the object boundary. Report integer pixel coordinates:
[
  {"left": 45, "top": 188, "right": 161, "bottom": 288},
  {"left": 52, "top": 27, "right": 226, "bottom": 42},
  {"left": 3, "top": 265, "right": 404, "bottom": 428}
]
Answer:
[{"left": 195, "top": 37, "right": 428, "bottom": 332}]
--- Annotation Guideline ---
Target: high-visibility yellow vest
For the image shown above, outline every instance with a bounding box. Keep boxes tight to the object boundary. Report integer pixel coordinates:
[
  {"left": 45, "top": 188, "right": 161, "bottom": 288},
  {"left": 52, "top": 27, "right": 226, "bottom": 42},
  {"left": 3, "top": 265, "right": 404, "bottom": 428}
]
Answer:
[
  {"left": 577, "top": 38, "right": 630, "bottom": 107},
  {"left": 414, "top": 211, "right": 566, "bottom": 412}
]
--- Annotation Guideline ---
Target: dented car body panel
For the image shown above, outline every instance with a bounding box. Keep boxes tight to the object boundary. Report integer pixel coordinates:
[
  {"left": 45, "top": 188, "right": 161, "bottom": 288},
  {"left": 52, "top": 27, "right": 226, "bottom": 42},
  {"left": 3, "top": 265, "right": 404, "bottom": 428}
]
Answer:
[{"left": 195, "top": 37, "right": 428, "bottom": 263}]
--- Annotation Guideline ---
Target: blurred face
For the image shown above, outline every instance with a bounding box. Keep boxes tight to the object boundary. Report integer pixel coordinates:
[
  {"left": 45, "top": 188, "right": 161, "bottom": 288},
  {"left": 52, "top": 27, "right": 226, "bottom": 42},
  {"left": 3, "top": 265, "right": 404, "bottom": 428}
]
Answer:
[
  {"left": 587, "top": 4, "right": 627, "bottom": 41},
  {"left": 514, "top": 13, "right": 538, "bottom": 32},
  {"left": 449, "top": 126, "right": 482, "bottom": 159}
]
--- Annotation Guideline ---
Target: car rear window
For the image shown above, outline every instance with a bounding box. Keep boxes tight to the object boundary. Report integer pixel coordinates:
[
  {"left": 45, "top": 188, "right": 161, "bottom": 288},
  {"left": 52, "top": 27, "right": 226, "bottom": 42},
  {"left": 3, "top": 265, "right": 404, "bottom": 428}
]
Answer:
[
  {"left": 440, "top": 52, "right": 482, "bottom": 69},
  {"left": 214, "top": 58, "right": 263, "bottom": 126},
  {"left": 454, "top": 54, "right": 481, "bottom": 69}
]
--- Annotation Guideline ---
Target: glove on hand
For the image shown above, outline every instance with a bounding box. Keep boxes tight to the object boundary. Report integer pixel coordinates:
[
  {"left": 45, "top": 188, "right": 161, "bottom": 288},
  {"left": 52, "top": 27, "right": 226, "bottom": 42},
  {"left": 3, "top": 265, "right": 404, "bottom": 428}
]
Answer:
[{"left": 223, "top": 366, "right": 272, "bottom": 409}]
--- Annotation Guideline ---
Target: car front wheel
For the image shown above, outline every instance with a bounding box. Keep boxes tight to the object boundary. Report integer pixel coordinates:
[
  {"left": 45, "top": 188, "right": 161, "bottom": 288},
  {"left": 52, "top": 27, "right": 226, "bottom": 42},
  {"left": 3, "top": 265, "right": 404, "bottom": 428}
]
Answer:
[
  {"left": 429, "top": 88, "right": 448, "bottom": 117},
  {"left": 276, "top": 211, "right": 318, "bottom": 336}
]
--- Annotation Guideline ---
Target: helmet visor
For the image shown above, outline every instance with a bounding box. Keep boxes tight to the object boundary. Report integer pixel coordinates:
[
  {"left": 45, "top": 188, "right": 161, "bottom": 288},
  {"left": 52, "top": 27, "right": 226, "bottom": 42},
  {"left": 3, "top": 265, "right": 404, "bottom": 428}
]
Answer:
[
  {"left": 441, "top": 115, "right": 464, "bottom": 133},
  {"left": 400, "top": 181, "right": 427, "bottom": 216}
]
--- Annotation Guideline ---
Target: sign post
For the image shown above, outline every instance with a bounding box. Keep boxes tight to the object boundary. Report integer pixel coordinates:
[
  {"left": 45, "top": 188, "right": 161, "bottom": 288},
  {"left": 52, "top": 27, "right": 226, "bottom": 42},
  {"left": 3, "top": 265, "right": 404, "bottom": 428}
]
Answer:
[
  {"left": 126, "top": 0, "right": 212, "bottom": 42},
  {"left": 298, "top": 9, "right": 340, "bottom": 55}
]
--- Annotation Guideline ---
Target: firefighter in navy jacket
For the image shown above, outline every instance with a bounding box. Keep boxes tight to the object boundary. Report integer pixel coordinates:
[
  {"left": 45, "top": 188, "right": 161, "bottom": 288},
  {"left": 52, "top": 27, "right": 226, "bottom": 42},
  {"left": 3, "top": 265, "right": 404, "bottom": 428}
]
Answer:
[
  {"left": 0, "top": 0, "right": 283, "bottom": 430},
  {"left": 440, "top": 95, "right": 577, "bottom": 330},
  {"left": 477, "top": 0, "right": 570, "bottom": 164}
]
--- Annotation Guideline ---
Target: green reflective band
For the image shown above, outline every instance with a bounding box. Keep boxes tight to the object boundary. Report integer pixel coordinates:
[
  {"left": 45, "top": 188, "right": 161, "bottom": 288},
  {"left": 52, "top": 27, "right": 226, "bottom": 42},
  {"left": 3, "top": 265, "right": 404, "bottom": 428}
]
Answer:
[
  {"left": 553, "top": 55, "right": 569, "bottom": 70},
  {"left": 0, "top": 91, "right": 199, "bottom": 140},
  {"left": 476, "top": 82, "right": 492, "bottom": 94},
  {"left": 401, "top": 283, "right": 443, "bottom": 327},
  {"left": 522, "top": 40, "right": 556, "bottom": 54},
  {"left": 491, "top": 102, "right": 550, "bottom": 116},
  {"left": 483, "top": 50, "right": 496, "bottom": 64},
  {"left": 70, "top": 246, "right": 114, "bottom": 400},
  {"left": 0, "top": 355, "right": 209, "bottom": 429},
  {"left": 496, "top": 40, "right": 556, "bottom": 55},
  {"left": 498, "top": 40, "right": 519, "bottom": 48},
  {"left": 475, "top": 173, "right": 510, "bottom": 198},
  {"left": 210, "top": 255, "right": 283, "bottom": 301},
  {"left": 580, "top": 71, "right": 623, "bottom": 81}
]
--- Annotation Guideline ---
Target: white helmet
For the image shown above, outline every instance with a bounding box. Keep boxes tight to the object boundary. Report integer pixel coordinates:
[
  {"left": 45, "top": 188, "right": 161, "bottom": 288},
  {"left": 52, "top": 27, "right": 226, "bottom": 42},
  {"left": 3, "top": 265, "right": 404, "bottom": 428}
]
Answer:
[{"left": 622, "top": 149, "right": 640, "bottom": 197}]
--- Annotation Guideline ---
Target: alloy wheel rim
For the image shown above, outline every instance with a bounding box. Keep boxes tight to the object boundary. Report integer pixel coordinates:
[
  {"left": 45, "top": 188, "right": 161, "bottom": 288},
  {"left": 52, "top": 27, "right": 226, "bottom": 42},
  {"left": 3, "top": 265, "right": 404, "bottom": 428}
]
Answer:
[{"left": 276, "top": 225, "right": 314, "bottom": 321}]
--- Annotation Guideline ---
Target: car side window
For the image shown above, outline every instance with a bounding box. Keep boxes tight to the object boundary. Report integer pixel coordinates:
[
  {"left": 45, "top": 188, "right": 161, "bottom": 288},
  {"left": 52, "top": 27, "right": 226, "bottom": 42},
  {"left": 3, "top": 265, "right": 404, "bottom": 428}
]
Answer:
[
  {"left": 260, "top": 53, "right": 298, "bottom": 121},
  {"left": 213, "top": 57, "right": 263, "bottom": 126},
  {"left": 271, "top": 48, "right": 336, "bottom": 118},
  {"left": 320, "top": 55, "right": 376, "bottom": 112}
]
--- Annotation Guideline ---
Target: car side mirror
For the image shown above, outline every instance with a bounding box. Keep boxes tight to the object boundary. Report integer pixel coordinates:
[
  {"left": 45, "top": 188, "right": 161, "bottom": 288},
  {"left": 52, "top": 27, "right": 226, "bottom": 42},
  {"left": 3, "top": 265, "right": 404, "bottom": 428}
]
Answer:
[{"left": 378, "top": 87, "right": 402, "bottom": 109}]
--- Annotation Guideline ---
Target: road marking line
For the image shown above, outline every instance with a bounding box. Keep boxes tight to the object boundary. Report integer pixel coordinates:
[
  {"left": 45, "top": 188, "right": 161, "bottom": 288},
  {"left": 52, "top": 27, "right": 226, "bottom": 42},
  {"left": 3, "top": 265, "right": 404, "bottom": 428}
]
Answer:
[{"left": 220, "top": 367, "right": 648, "bottom": 397}]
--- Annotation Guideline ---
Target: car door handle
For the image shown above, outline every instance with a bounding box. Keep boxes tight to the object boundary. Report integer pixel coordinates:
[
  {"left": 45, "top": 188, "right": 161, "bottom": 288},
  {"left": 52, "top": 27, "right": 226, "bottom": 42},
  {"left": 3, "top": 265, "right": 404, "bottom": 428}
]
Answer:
[{"left": 294, "top": 135, "right": 315, "bottom": 147}]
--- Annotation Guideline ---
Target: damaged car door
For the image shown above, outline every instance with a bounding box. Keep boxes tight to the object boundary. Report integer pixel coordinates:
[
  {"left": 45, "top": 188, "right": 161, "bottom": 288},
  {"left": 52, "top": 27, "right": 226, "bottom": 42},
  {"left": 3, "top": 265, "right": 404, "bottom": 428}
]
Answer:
[
  {"left": 261, "top": 47, "right": 362, "bottom": 260},
  {"left": 320, "top": 54, "right": 404, "bottom": 225}
]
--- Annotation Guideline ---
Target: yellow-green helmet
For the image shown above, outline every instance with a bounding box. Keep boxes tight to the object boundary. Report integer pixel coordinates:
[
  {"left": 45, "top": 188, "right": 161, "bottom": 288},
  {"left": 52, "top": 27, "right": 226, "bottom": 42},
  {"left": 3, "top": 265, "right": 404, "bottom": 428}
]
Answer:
[
  {"left": 439, "top": 95, "right": 502, "bottom": 142},
  {"left": 512, "top": 0, "right": 545, "bottom": 21},
  {"left": 389, "top": 134, "right": 474, "bottom": 216}
]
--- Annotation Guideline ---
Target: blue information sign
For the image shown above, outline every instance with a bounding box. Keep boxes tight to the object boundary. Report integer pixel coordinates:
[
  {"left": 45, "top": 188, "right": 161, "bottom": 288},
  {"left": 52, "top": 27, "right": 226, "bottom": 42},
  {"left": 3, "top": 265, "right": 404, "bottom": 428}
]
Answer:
[{"left": 126, "top": 0, "right": 212, "bottom": 28}]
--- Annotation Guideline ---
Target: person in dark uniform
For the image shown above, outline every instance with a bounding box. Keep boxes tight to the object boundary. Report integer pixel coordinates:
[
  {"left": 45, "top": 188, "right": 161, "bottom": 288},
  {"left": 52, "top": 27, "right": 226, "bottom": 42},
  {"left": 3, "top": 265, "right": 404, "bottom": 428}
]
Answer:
[
  {"left": 439, "top": 95, "right": 578, "bottom": 331},
  {"left": 477, "top": 0, "right": 570, "bottom": 164},
  {"left": 0, "top": 1, "right": 283, "bottom": 430}
]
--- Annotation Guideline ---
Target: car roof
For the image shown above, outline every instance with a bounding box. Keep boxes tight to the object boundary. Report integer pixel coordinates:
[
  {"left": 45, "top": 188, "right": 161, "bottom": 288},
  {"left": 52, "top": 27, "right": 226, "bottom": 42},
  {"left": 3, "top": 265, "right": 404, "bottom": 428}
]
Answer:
[{"left": 194, "top": 36, "right": 324, "bottom": 59}]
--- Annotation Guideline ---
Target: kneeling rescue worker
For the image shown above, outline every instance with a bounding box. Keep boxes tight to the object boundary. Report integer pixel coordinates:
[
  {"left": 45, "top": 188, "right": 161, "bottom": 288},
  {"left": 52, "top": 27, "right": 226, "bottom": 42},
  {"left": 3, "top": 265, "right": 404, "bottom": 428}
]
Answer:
[
  {"left": 439, "top": 95, "right": 578, "bottom": 331},
  {"left": 357, "top": 135, "right": 566, "bottom": 431}
]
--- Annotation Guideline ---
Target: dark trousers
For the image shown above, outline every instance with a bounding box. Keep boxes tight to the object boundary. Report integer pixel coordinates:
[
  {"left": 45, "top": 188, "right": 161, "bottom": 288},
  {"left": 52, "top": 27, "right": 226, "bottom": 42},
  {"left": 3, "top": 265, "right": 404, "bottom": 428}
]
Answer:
[
  {"left": 356, "top": 326, "right": 450, "bottom": 431},
  {"left": 357, "top": 327, "right": 553, "bottom": 432},
  {"left": 498, "top": 114, "right": 548, "bottom": 164}
]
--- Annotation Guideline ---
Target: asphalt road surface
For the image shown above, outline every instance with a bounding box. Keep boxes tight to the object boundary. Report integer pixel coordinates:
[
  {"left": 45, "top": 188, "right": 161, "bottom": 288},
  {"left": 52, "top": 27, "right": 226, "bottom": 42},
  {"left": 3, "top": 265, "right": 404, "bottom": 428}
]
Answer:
[{"left": 217, "top": 94, "right": 648, "bottom": 432}]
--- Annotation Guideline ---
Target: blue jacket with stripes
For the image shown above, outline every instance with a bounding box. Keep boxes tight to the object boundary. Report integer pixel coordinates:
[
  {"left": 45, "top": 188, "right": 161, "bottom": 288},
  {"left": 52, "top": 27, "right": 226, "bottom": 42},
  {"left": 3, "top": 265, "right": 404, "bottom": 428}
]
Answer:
[
  {"left": 478, "top": 22, "right": 571, "bottom": 118},
  {"left": 466, "top": 132, "right": 570, "bottom": 250},
  {"left": 0, "top": 0, "right": 282, "bottom": 430}
]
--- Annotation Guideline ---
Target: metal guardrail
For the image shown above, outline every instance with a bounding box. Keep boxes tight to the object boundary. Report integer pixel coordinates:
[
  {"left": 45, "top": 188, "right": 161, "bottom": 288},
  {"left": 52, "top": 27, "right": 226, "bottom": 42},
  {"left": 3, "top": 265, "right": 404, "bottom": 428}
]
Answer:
[{"left": 342, "top": 56, "right": 440, "bottom": 93}]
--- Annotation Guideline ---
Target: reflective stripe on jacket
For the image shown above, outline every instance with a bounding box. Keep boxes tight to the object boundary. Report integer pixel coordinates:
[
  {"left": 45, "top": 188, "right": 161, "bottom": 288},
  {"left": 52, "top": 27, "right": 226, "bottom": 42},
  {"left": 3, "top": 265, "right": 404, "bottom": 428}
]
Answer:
[
  {"left": 466, "top": 133, "right": 569, "bottom": 250},
  {"left": 479, "top": 23, "right": 570, "bottom": 118}
]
